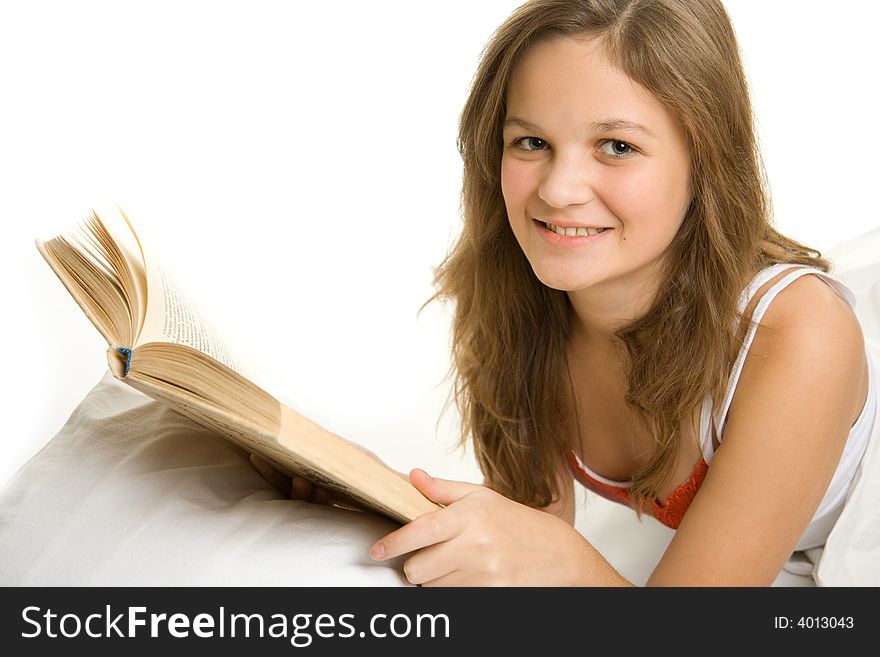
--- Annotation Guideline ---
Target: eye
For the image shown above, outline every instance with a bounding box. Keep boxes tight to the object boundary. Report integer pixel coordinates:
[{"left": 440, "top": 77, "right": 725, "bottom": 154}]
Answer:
[
  {"left": 600, "top": 140, "right": 635, "bottom": 158},
  {"left": 512, "top": 136, "right": 548, "bottom": 151}
]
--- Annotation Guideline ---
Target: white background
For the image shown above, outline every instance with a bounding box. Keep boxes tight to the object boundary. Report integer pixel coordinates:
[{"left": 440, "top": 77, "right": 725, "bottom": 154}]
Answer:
[{"left": 1, "top": 0, "right": 878, "bottom": 488}]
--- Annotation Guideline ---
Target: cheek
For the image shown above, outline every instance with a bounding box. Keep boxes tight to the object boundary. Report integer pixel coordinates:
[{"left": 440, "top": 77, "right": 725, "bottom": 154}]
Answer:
[
  {"left": 600, "top": 165, "right": 690, "bottom": 230},
  {"left": 500, "top": 158, "right": 536, "bottom": 210}
]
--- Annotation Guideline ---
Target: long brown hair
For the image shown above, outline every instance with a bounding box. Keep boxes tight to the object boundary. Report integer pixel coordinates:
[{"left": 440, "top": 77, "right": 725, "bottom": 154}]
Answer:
[{"left": 426, "top": 0, "right": 828, "bottom": 514}]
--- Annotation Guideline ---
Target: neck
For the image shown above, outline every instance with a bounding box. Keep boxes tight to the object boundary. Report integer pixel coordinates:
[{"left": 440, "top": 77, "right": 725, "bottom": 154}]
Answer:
[{"left": 566, "top": 269, "right": 661, "bottom": 349}]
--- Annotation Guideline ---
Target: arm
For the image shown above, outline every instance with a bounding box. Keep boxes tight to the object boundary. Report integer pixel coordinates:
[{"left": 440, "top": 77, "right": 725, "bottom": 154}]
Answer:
[
  {"left": 372, "top": 275, "right": 865, "bottom": 587},
  {"left": 648, "top": 275, "right": 867, "bottom": 585}
]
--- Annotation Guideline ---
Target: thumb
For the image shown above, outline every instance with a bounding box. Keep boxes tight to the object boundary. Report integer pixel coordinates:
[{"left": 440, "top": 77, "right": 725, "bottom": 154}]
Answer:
[{"left": 409, "top": 468, "right": 483, "bottom": 506}]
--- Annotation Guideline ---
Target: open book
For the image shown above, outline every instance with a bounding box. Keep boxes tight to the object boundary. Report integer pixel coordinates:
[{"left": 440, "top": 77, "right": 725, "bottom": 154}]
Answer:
[{"left": 36, "top": 208, "right": 442, "bottom": 524}]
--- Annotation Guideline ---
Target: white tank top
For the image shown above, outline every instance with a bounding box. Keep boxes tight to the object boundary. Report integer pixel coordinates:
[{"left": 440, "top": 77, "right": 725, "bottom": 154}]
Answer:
[{"left": 698, "top": 263, "right": 878, "bottom": 550}]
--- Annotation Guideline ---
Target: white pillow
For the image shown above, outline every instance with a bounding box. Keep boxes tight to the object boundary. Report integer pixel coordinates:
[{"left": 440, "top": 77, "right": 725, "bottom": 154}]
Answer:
[
  {"left": 0, "top": 371, "right": 410, "bottom": 586},
  {"left": 810, "top": 226, "right": 880, "bottom": 585}
]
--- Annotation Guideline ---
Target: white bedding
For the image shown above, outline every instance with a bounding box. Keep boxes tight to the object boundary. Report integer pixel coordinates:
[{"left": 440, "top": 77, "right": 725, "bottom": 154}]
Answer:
[{"left": 0, "top": 372, "right": 409, "bottom": 586}]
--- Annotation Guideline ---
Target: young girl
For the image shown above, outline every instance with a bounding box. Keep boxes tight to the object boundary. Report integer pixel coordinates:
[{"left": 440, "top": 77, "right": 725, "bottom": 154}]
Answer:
[
  {"left": 368, "top": 0, "right": 880, "bottom": 586},
  {"left": 257, "top": 0, "right": 878, "bottom": 585}
]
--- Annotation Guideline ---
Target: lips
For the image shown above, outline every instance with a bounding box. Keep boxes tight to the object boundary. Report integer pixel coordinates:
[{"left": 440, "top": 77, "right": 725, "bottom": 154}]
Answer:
[
  {"left": 533, "top": 218, "right": 613, "bottom": 248},
  {"left": 544, "top": 221, "right": 608, "bottom": 236},
  {"left": 533, "top": 218, "right": 613, "bottom": 236}
]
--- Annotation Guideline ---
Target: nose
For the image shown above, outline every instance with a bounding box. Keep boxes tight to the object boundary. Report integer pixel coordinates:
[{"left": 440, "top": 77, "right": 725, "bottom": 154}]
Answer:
[{"left": 537, "top": 153, "right": 595, "bottom": 209}]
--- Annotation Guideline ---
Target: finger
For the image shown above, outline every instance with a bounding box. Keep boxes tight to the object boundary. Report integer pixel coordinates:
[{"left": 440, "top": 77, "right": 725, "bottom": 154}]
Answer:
[
  {"left": 312, "top": 486, "right": 331, "bottom": 505},
  {"left": 370, "top": 509, "right": 461, "bottom": 561},
  {"left": 290, "top": 475, "right": 315, "bottom": 501},
  {"left": 409, "top": 469, "right": 484, "bottom": 506},
  {"left": 250, "top": 453, "right": 292, "bottom": 497},
  {"left": 419, "top": 570, "right": 477, "bottom": 587},
  {"left": 400, "top": 541, "right": 460, "bottom": 586}
]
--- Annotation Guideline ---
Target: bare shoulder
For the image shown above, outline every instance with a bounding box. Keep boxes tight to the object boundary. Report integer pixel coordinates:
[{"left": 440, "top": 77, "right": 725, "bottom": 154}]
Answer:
[
  {"left": 760, "top": 270, "right": 860, "bottom": 335},
  {"left": 752, "top": 271, "right": 866, "bottom": 419},
  {"left": 646, "top": 270, "right": 867, "bottom": 585}
]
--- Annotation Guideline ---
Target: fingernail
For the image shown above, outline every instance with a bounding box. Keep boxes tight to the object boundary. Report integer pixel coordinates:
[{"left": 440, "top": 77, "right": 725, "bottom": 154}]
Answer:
[{"left": 370, "top": 543, "right": 385, "bottom": 560}]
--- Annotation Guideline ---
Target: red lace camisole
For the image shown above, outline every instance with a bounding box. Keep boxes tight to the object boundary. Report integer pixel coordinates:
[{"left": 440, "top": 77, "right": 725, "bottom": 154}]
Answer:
[{"left": 567, "top": 449, "right": 708, "bottom": 529}]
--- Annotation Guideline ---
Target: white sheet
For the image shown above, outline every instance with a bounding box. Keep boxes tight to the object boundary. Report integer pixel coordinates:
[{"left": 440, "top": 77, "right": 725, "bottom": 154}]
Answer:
[{"left": 0, "top": 372, "right": 409, "bottom": 586}]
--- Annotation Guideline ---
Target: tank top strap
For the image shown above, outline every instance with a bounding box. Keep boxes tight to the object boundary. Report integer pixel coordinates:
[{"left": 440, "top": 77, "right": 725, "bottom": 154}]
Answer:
[
  {"left": 699, "top": 264, "right": 854, "bottom": 462},
  {"left": 734, "top": 263, "right": 803, "bottom": 316}
]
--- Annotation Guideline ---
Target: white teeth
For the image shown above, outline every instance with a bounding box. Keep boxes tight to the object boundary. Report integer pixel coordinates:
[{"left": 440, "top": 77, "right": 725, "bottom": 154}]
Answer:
[{"left": 544, "top": 221, "right": 608, "bottom": 236}]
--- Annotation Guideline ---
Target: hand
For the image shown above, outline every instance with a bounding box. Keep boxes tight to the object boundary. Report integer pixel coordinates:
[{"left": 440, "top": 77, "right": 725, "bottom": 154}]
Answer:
[
  {"left": 250, "top": 453, "right": 374, "bottom": 513},
  {"left": 249, "top": 439, "right": 406, "bottom": 512},
  {"left": 368, "top": 469, "right": 602, "bottom": 586},
  {"left": 249, "top": 453, "right": 333, "bottom": 504}
]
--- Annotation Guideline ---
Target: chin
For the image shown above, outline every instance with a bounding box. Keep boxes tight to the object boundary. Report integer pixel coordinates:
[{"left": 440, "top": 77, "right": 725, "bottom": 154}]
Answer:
[{"left": 530, "top": 266, "right": 591, "bottom": 292}]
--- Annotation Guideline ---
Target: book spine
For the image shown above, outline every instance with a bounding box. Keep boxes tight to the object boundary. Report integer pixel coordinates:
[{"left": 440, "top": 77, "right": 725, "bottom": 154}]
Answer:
[{"left": 116, "top": 347, "right": 132, "bottom": 375}]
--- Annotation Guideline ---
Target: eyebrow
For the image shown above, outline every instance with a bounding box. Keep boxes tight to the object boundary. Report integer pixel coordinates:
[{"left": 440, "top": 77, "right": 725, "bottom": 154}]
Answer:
[{"left": 503, "top": 116, "right": 656, "bottom": 138}]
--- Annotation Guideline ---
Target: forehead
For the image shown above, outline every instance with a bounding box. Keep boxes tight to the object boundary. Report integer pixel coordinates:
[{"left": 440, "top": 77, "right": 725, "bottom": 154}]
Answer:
[{"left": 506, "top": 35, "right": 679, "bottom": 138}]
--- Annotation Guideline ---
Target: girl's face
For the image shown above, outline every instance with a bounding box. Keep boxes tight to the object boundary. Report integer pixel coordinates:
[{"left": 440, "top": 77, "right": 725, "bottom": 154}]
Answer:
[{"left": 501, "top": 36, "right": 692, "bottom": 299}]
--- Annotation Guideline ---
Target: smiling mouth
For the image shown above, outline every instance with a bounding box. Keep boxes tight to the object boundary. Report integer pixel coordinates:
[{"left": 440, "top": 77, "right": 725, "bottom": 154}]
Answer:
[{"left": 538, "top": 220, "right": 610, "bottom": 236}]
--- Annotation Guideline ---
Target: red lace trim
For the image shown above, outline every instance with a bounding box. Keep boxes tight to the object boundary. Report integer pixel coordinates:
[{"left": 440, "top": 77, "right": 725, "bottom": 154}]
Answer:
[{"left": 566, "top": 450, "right": 709, "bottom": 529}]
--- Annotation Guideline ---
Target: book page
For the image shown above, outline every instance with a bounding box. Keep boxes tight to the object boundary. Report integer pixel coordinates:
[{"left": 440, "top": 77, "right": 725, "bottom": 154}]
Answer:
[
  {"left": 79, "top": 206, "right": 149, "bottom": 341},
  {"left": 112, "top": 206, "right": 149, "bottom": 337},
  {"left": 136, "top": 255, "right": 243, "bottom": 376},
  {"left": 36, "top": 208, "right": 150, "bottom": 348}
]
